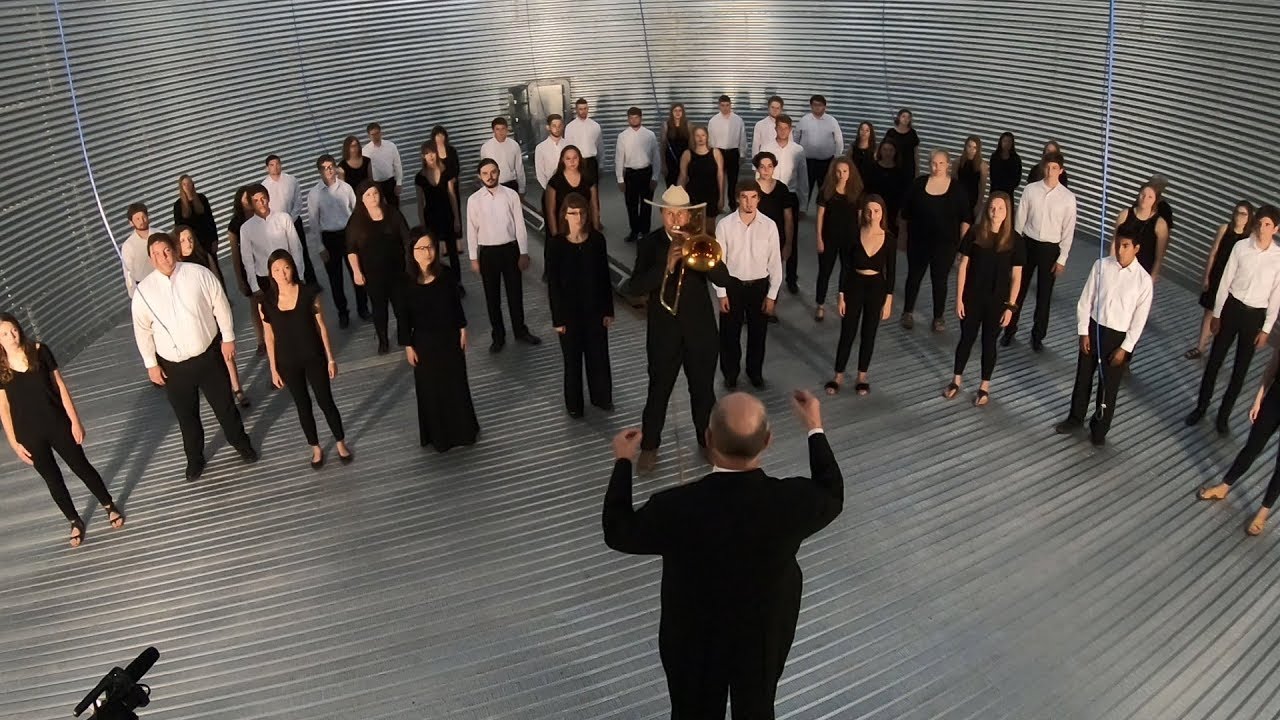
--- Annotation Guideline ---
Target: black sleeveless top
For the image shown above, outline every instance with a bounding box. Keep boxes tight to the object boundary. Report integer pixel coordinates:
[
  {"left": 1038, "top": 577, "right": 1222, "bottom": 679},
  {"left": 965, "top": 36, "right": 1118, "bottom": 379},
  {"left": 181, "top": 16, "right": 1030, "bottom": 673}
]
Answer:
[
  {"left": 1118, "top": 206, "right": 1161, "bottom": 272},
  {"left": 0, "top": 343, "right": 67, "bottom": 441},
  {"left": 685, "top": 150, "right": 720, "bottom": 213},
  {"left": 956, "top": 161, "right": 982, "bottom": 211},
  {"left": 341, "top": 158, "right": 372, "bottom": 190}
]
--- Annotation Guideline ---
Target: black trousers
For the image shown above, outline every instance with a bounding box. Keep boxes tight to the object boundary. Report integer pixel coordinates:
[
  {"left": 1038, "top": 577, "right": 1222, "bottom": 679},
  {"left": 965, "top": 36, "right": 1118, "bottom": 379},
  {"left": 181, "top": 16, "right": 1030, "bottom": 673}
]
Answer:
[
  {"left": 1197, "top": 295, "right": 1267, "bottom": 422},
  {"left": 1223, "top": 380, "right": 1280, "bottom": 508},
  {"left": 559, "top": 320, "right": 612, "bottom": 413},
  {"left": 720, "top": 148, "right": 741, "bottom": 211},
  {"left": 582, "top": 156, "right": 600, "bottom": 185},
  {"left": 805, "top": 157, "right": 833, "bottom": 207},
  {"left": 157, "top": 338, "right": 252, "bottom": 464},
  {"left": 785, "top": 191, "right": 800, "bottom": 286},
  {"left": 954, "top": 296, "right": 1003, "bottom": 380},
  {"left": 1008, "top": 236, "right": 1059, "bottom": 342},
  {"left": 641, "top": 320, "right": 718, "bottom": 450},
  {"left": 27, "top": 422, "right": 112, "bottom": 524},
  {"left": 1067, "top": 321, "right": 1128, "bottom": 438},
  {"left": 280, "top": 358, "right": 345, "bottom": 446},
  {"left": 834, "top": 273, "right": 887, "bottom": 373},
  {"left": 478, "top": 241, "right": 527, "bottom": 340},
  {"left": 365, "top": 274, "right": 404, "bottom": 345},
  {"left": 437, "top": 233, "right": 463, "bottom": 287},
  {"left": 624, "top": 167, "right": 655, "bottom": 236},
  {"left": 719, "top": 279, "right": 769, "bottom": 382},
  {"left": 321, "top": 230, "right": 367, "bottom": 317},
  {"left": 292, "top": 217, "right": 318, "bottom": 286},
  {"left": 378, "top": 178, "right": 399, "bottom": 206},
  {"left": 814, "top": 243, "right": 845, "bottom": 305},
  {"left": 904, "top": 240, "right": 955, "bottom": 319}
]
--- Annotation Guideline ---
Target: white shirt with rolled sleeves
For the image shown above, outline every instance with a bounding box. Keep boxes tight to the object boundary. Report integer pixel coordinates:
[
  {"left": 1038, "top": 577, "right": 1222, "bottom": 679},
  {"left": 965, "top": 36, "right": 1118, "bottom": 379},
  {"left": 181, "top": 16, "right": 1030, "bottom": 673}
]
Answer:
[
  {"left": 362, "top": 139, "right": 403, "bottom": 188},
  {"left": 1015, "top": 179, "right": 1077, "bottom": 265},
  {"left": 564, "top": 117, "right": 604, "bottom": 160},
  {"left": 480, "top": 137, "right": 526, "bottom": 193},
  {"left": 534, "top": 135, "right": 565, "bottom": 189},
  {"left": 796, "top": 113, "right": 844, "bottom": 159},
  {"left": 261, "top": 172, "right": 303, "bottom": 219},
  {"left": 713, "top": 211, "right": 783, "bottom": 300},
  {"left": 1213, "top": 235, "right": 1280, "bottom": 333},
  {"left": 760, "top": 139, "right": 808, "bottom": 198},
  {"left": 466, "top": 185, "right": 528, "bottom": 260},
  {"left": 751, "top": 116, "right": 777, "bottom": 156},
  {"left": 708, "top": 112, "right": 746, "bottom": 155},
  {"left": 307, "top": 179, "right": 357, "bottom": 235},
  {"left": 131, "top": 262, "right": 234, "bottom": 368},
  {"left": 239, "top": 212, "right": 308, "bottom": 292},
  {"left": 614, "top": 126, "right": 661, "bottom": 184},
  {"left": 1076, "top": 256, "right": 1153, "bottom": 353}
]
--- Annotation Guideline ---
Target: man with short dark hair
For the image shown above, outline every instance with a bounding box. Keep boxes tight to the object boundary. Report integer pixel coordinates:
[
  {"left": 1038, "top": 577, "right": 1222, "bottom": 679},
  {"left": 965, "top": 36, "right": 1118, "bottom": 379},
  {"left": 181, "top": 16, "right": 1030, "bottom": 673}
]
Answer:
[
  {"left": 1027, "top": 140, "right": 1072, "bottom": 187},
  {"left": 761, "top": 115, "right": 808, "bottom": 294},
  {"left": 564, "top": 97, "right": 604, "bottom": 182},
  {"left": 707, "top": 94, "right": 746, "bottom": 212},
  {"left": 480, "top": 117, "right": 526, "bottom": 194},
  {"left": 715, "top": 180, "right": 781, "bottom": 389},
  {"left": 240, "top": 183, "right": 309, "bottom": 298},
  {"left": 535, "top": 114, "right": 566, "bottom": 233},
  {"left": 604, "top": 389, "right": 842, "bottom": 720},
  {"left": 307, "top": 154, "right": 363, "bottom": 328},
  {"left": 121, "top": 202, "right": 162, "bottom": 297},
  {"left": 796, "top": 94, "right": 843, "bottom": 209},
  {"left": 467, "top": 158, "right": 540, "bottom": 353},
  {"left": 261, "top": 155, "right": 318, "bottom": 285},
  {"left": 751, "top": 95, "right": 785, "bottom": 156},
  {"left": 362, "top": 122, "right": 403, "bottom": 206},
  {"left": 615, "top": 107, "right": 661, "bottom": 242},
  {"left": 1004, "top": 151, "right": 1077, "bottom": 351}
]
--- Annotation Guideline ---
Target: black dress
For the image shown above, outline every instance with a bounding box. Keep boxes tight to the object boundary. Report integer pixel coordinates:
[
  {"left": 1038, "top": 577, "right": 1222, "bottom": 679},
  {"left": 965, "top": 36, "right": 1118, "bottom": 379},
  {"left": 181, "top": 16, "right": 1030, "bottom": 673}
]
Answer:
[
  {"left": 884, "top": 127, "right": 920, "bottom": 175},
  {"left": 546, "top": 172, "right": 597, "bottom": 231},
  {"left": 1201, "top": 227, "right": 1250, "bottom": 309},
  {"left": 399, "top": 274, "right": 479, "bottom": 451},
  {"left": 955, "top": 160, "right": 982, "bottom": 213},
  {"left": 901, "top": 177, "right": 972, "bottom": 318},
  {"left": 989, "top": 152, "right": 1022, "bottom": 196},
  {"left": 684, "top": 150, "right": 720, "bottom": 216},
  {"left": 547, "top": 231, "right": 614, "bottom": 413},
  {"left": 862, "top": 162, "right": 911, "bottom": 233},
  {"left": 1117, "top": 206, "right": 1162, "bottom": 273},
  {"left": 173, "top": 194, "right": 218, "bottom": 255},
  {"left": 664, "top": 125, "right": 689, "bottom": 188},
  {"left": 340, "top": 158, "right": 372, "bottom": 191},
  {"left": 415, "top": 169, "right": 461, "bottom": 283}
]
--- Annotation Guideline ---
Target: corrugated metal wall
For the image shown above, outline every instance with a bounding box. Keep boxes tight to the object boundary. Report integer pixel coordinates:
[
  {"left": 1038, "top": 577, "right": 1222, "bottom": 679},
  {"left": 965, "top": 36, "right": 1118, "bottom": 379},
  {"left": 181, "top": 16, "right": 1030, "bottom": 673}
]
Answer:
[{"left": 3, "top": 0, "right": 1277, "bottom": 358}]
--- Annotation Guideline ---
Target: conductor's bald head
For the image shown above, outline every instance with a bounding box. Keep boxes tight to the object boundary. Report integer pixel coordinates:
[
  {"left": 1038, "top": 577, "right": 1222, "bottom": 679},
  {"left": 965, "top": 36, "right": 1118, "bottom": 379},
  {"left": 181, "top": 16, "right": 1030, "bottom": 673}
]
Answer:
[{"left": 706, "top": 392, "right": 772, "bottom": 466}]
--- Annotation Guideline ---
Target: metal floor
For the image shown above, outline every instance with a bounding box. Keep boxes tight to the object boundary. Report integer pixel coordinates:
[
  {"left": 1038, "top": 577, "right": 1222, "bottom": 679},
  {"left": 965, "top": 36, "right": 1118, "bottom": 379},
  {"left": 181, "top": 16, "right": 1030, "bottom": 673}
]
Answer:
[{"left": 4, "top": 190, "right": 1280, "bottom": 719}]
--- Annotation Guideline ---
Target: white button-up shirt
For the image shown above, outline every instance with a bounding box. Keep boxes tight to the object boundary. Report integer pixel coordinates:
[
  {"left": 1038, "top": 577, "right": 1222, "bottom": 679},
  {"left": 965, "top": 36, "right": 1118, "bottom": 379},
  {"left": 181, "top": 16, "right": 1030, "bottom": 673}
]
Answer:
[
  {"left": 262, "top": 172, "right": 302, "bottom": 219},
  {"left": 751, "top": 116, "right": 777, "bottom": 156},
  {"left": 307, "top": 178, "right": 357, "bottom": 235},
  {"left": 796, "top": 112, "right": 844, "bottom": 159},
  {"left": 480, "top": 137, "right": 526, "bottom": 193},
  {"left": 239, "top": 212, "right": 306, "bottom": 292},
  {"left": 1016, "top": 180, "right": 1078, "bottom": 265},
  {"left": 131, "top": 262, "right": 234, "bottom": 368},
  {"left": 534, "top": 135, "right": 565, "bottom": 188},
  {"left": 121, "top": 228, "right": 163, "bottom": 297},
  {"left": 466, "top": 185, "right": 528, "bottom": 259},
  {"left": 614, "top": 127, "right": 661, "bottom": 183},
  {"left": 1215, "top": 235, "right": 1280, "bottom": 332},
  {"left": 362, "top": 139, "right": 403, "bottom": 188},
  {"left": 713, "top": 211, "right": 783, "bottom": 300},
  {"left": 707, "top": 112, "right": 746, "bottom": 154},
  {"left": 564, "top": 117, "right": 604, "bottom": 159},
  {"left": 760, "top": 139, "right": 808, "bottom": 196},
  {"left": 1076, "top": 256, "right": 1153, "bottom": 352}
]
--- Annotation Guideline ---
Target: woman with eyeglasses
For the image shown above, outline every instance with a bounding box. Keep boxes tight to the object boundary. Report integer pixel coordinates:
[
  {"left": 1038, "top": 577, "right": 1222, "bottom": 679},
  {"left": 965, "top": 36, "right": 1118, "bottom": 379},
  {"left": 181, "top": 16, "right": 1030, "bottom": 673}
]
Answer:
[{"left": 1186, "top": 201, "right": 1255, "bottom": 359}]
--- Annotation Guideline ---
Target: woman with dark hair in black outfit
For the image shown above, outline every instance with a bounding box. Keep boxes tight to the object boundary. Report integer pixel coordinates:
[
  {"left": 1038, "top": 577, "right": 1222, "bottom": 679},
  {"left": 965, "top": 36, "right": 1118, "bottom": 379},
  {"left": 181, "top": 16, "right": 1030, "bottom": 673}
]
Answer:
[
  {"left": 883, "top": 108, "right": 920, "bottom": 176},
  {"left": 826, "top": 194, "right": 896, "bottom": 396},
  {"left": 415, "top": 141, "right": 463, "bottom": 290},
  {"left": 862, "top": 139, "right": 911, "bottom": 235},
  {"left": 346, "top": 180, "right": 411, "bottom": 354},
  {"left": 400, "top": 231, "right": 479, "bottom": 452},
  {"left": 260, "top": 249, "right": 351, "bottom": 469},
  {"left": 177, "top": 224, "right": 250, "bottom": 408},
  {"left": 227, "top": 185, "right": 267, "bottom": 355},
  {"left": 0, "top": 313, "right": 123, "bottom": 547},
  {"left": 174, "top": 174, "right": 218, "bottom": 256},
  {"left": 660, "top": 103, "right": 691, "bottom": 188},
  {"left": 754, "top": 151, "right": 796, "bottom": 322},
  {"left": 431, "top": 125, "right": 463, "bottom": 230},
  {"left": 1187, "top": 201, "right": 1255, "bottom": 359},
  {"left": 339, "top": 135, "right": 372, "bottom": 190},
  {"left": 814, "top": 157, "right": 864, "bottom": 322},
  {"left": 545, "top": 145, "right": 602, "bottom": 236},
  {"left": 988, "top": 132, "right": 1022, "bottom": 197},
  {"left": 954, "top": 136, "right": 988, "bottom": 220},
  {"left": 900, "top": 149, "right": 972, "bottom": 333},
  {"left": 849, "top": 121, "right": 877, "bottom": 173}
]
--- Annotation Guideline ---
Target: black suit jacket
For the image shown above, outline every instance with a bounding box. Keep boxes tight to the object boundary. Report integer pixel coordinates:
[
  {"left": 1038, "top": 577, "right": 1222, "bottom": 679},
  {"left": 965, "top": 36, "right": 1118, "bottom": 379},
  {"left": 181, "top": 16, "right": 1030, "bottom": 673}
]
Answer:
[{"left": 602, "top": 432, "right": 843, "bottom": 663}]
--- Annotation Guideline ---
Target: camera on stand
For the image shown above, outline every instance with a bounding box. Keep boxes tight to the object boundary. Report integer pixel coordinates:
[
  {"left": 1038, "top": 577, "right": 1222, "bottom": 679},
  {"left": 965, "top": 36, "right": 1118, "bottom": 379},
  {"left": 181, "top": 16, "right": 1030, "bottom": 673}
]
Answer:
[{"left": 73, "top": 647, "right": 159, "bottom": 720}]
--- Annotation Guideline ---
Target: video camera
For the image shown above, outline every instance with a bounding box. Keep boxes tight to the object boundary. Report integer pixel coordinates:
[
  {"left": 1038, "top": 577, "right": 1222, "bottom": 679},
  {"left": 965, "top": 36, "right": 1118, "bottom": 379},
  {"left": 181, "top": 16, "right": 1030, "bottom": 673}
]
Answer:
[{"left": 73, "top": 647, "right": 159, "bottom": 720}]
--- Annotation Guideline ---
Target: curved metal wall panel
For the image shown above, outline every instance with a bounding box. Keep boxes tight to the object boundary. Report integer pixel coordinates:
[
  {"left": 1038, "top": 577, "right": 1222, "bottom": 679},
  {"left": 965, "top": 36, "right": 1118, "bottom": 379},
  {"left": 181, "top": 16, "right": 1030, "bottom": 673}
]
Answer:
[{"left": 3, "top": 0, "right": 1276, "bottom": 357}]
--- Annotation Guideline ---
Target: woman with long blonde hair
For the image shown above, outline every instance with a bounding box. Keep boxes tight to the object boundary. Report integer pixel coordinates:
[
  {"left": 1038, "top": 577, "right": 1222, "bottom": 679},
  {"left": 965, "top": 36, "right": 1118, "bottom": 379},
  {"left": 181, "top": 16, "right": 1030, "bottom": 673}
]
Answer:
[{"left": 173, "top": 174, "right": 218, "bottom": 256}]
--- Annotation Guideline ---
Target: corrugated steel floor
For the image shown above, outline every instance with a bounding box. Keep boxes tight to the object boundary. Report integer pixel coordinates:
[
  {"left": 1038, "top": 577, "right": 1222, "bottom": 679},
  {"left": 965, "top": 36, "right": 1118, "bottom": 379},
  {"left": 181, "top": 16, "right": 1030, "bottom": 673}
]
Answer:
[{"left": 4, "top": 192, "right": 1280, "bottom": 719}]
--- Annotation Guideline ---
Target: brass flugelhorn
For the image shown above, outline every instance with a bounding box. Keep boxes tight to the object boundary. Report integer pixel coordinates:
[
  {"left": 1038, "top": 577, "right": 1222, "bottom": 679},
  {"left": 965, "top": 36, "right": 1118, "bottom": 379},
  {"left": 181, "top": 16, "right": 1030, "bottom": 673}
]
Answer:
[{"left": 659, "top": 220, "right": 723, "bottom": 316}]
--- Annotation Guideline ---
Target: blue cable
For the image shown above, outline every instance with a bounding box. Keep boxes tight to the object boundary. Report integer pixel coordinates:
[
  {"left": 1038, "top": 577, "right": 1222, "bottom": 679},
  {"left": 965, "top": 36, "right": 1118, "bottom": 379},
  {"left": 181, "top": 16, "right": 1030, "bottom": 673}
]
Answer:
[
  {"left": 1094, "top": 0, "right": 1119, "bottom": 409},
  {"left": 287, "top": 0, "right": 327, "bottom": 148},
  {"left": 635, "top": 0, "right": 661, "bottom": 117}
]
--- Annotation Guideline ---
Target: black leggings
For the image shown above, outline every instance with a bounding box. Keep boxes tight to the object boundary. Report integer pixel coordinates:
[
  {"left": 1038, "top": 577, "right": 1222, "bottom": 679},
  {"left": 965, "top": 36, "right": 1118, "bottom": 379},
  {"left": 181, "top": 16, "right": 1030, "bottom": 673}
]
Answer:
[
  {"left": 1224, "top": 381, "right": 1280, "bottom": 508},
  {"left": 953, "top": 297, "right": 1003, "bottom": 380},
  {"left": 834, "top": 273, "right": 887, "bottom": 374},
  {"left": 814, "top": 242, "right": 846, "bottom": 305},
  {"left": 904, "top": 242, "right": 955, "bottom": 319},
  {"left": 27, "top": 423, "right": 112, "bottom": 523},
  {"left": 280, "top": 359, "right": 345, "bottom": 446},
  {"left": 365, "top": 275, "right": 403, "bottom": 344}
]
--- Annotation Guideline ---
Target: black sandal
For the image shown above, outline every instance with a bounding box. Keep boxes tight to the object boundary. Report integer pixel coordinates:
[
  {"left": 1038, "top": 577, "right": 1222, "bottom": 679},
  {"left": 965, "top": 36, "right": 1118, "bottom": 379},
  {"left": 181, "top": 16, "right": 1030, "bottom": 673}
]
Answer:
[
  {"left": 824, "top": 380, "right": 841, "bottom": 395},
  {"left": 974, "top": 389, "right": 990, "bottom": 407},
  {"left": 855, "top": 382, "right": 871, "bottom": 396},
  {"left": 69, "top": 519, "right": 85, "bottom": 548},
  {"left": 1184, "top": 348, "right": 1203, "bottom": 360},
  {"left": 103, "top": 503, "right": 125, "bottom": 529},
  {"left": 943, "top": 382, "right": 960, "bottom": 400}
]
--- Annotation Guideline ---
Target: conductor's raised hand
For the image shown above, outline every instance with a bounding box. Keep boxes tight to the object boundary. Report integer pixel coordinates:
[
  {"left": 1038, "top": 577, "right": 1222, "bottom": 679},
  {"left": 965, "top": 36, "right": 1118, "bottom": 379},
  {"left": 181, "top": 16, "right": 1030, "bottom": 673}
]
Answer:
[
  {"left": 612, "top": 428, "right": 643, "bottom": 462},
  {"left": 790, "top": 389, "right": 823, "bottom": 431}
]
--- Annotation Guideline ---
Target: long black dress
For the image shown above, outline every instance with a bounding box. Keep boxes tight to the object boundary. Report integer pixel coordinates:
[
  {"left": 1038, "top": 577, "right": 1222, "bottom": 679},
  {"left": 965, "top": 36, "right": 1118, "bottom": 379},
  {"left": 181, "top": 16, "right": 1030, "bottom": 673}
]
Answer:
[
  {"left": 173, "top": 194, "right": 218, "bottom": 255},
  {"left": 399, "top": 273, "right": 479, "bottom": 451},
  {"left": 684, "top": 149, "right": 720, "bottom": 216},
  {"left": 664, "top": 124, "right": 689, "bottom": 188},
  {"left": 415, "top": 169, "right": 461, "bottom": 284}
]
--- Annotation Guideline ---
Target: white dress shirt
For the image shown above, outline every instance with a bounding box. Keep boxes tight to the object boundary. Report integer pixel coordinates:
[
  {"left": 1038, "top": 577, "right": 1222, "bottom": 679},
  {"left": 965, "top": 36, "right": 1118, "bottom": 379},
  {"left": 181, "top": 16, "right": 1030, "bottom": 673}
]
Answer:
[
  {"left": 362, "top": 139, "right": 404, "bottom": 188},
  {"left": 1214, "top": 236, "right": 1280, "bottom": 332},
  {"left": 760, "top": 139, "right": 808, "bottom": 197},
  {"left": 262, "top": 172, "right": 302, "bottom": 219},
  {"left": 240, "top": 212, "right": 307, "bottom": 292},
  {"left": 1076, "top": 256, "right": 1153, "bottom": 352},
  {"left": 480, "top": 137, "right": 526, "bottom": 193},
  {"left": 614, "top": 127, "right": 662, "bottom": 183},
  {"left": 121, "top": 228, "right": 162, "bottom": 297},
  {"left": 306, "top": 179, "right": 357, "bottom": 235},
  {"left": 466, "top": 185, "right": 528, "bottom": 259},
  {"left": 713, "top": 211, "right": 783, "bottom": 300},
  {"left": 534, "top": 135, "right": 565, "bottom": 188},
  {"left": 131, "top": 262, "right": 234, "bottom": 368},
  {"left": 796, "top": 112, "right": 844, "bottom": 159},
  {"left": 751, "top": 116, "right": 777, "bottom": 156},
  {"left": 564, "top": 117, "right": 604, "bottom": 160},
  {"left": 707, "top": 112, "right": 746, "bottom": 154},
  {"left": 1015, "top": 180, "right": 1078, "bottom": 265}
]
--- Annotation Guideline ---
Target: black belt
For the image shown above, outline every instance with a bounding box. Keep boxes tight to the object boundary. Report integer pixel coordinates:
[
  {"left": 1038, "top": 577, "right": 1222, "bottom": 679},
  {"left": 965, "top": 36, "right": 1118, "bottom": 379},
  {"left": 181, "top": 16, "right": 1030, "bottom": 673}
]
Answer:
[
  {"left": 624, "top": 167, "right": 652, "bottom": 174},
  {"left": 739, "top": 277, "right": 769, "bottom": 286}
]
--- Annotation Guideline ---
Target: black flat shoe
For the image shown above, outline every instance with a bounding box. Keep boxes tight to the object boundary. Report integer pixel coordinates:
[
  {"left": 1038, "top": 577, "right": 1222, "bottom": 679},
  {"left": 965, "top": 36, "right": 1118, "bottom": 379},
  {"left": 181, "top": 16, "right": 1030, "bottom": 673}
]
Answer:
[
  {"left": 377, "top": 339, "right": 390, "bottom": 355},
  {"left": 490, "top": 338, "right": 505, "bottom": 353},
  {"left": 593, "top": 402, "right": 615, "bottom": 412},
  {"left": 516, "top": 332, "right": 542, "bottom": 346},
  {"left": 1030, "top": 338, "right": 1044, "bottom": 353},
  {"left": 1185, "top": 408, "right": 1205, "bottom": 426},
  {"left": 238, "top": 446, "right": 259, "bottom": 463},
  {"left": 185, "top": 459, "right": 206, "bottom": 480},
  {"left": 1054, "top": 419, "right": 1082, "bottom": 435},
  {"left": 567, "top": 408, "right": 584, "bottom": 419},
  {"left": 749, "top": 376, "right": 765, "bottom": 389},
  {"left": 999, "top": 332, "right": 1014, "bottom": 348},
  {"left": 338, "top": 449, "right": 354, "bottom": 464},
  {"left": 724, "top": 376, "right": 738, "bottom": 389}
]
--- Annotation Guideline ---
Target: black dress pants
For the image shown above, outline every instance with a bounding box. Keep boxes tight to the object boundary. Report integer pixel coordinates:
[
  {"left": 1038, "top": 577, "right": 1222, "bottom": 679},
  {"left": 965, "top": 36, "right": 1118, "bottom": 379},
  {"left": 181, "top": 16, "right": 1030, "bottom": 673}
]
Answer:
[
  {"left": 292, "top": 217, "right": 319, "bottom": 286},
  {"left": 624, "top": 167, "right": 655, "bottom": 237},
  {"left": 157, "top": 338, "right": 253, "bottom": 464},
  {"left": 1223, "top": 380, "right": 1280, "bottom": 508},
  {"left": 1067, "top": 321, "right": 1127, "bottom": 438},
  {"left": 1008, "top": 236, "right": 1059, "bottom": 342},
  {"left": 719, "top": 279, "right": 769, "bottom": 383},
  {"left": 321, "top": 230, "right": 367, "bottom": 317},
  {"left": 378, "top": 178, "right": 399, "bottom": 206},
  {"left": 279, "top": 359, "right": 345, "bottom": 446},
  {"left": 785, "top": 191, "right": 800, "bottom": 286},
  {"left": 834, "top": 273, "right": 887, "bottom": 373},
  {"left": 26, "top": 422, "right": 112, "bottom": 523},
  {"left": 478, "top": 241, "right": 528, "bottom": 340},
  {"left": 805, "top": 157, "right": 833, "bottom": 208},
  {"left": 1197, "top": 295, "right": 1267, "bottom": 423},
  {"left": 365, "top": 275, "right": 404, "bottom": 345},
  {"left": 904, "top": 239, "right": 955, "bottom": 320},
  {"left": 954, "top": 296, "right": 1002, "bottom": 380},
  {"left": 720, "top": 149, "right": 741, "bottom": 211},
  {"left": 641, "top": 320, "right": 718, "bottom": 451},
  {"left": 559, "top": 320, "right": 612, "bottom": 413}
]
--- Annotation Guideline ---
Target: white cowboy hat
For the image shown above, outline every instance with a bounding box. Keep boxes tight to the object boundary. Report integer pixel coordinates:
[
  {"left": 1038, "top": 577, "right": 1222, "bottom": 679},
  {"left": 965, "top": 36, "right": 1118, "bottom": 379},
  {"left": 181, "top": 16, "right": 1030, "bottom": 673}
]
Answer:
[{"left": 645, "top": 185, "right": 707, "bottom": 210}]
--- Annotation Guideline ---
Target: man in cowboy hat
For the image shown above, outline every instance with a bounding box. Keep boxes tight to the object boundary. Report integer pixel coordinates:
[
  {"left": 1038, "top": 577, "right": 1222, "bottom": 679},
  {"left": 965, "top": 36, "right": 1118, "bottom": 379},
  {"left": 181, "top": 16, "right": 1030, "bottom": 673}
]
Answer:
[{"left": 621, "top": 186, "right": 738, "bottom": 473}]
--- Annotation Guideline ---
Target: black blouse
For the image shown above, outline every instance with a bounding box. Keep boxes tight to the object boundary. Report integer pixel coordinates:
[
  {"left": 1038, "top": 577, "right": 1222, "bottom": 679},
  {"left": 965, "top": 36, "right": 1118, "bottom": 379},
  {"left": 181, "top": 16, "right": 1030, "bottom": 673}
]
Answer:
[
  {"left": 902, "top": 176, "right": 972, "bottom": 248},
  {"left": 884, "top": 127, "right": 920, "bottom": 173},
  {"left": 757, "top": 180, "right": 795, "bottom": 236},
  {"left": 988, "top": 152, "right": 1022, "bottom": 195},
  {"left": 862, "top": 162, "right": 911, "bottom": 231},
  {"left": 0, "top": 343, "right": 66, "bottom": 440},
  {"left": 262, "top": 285, "right": 324, "bottom": 369},
  {"left": 346, "top": 214, "right": 411, "bottom": 278},
  {"left": 960, "top": 229, "right": 1026, "bottom": 303},
  {"left": 546, "top": 232, "right": 614, "bottom": 326},
  {"left": 818, "top": 193, "right": 859, "bottom": 244},
  {"left": 840, "top": 231, "right": 897, "bottom": 293},
  {"left": 399, "top": 274, "right": 466, "bottom": 347}
]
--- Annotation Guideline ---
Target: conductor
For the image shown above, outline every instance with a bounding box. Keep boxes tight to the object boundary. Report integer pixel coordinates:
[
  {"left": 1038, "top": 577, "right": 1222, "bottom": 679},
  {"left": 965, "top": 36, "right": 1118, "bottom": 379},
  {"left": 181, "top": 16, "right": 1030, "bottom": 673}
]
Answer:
[{"left": 603, "top": 390, "right": 843, "bottom": 719}]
